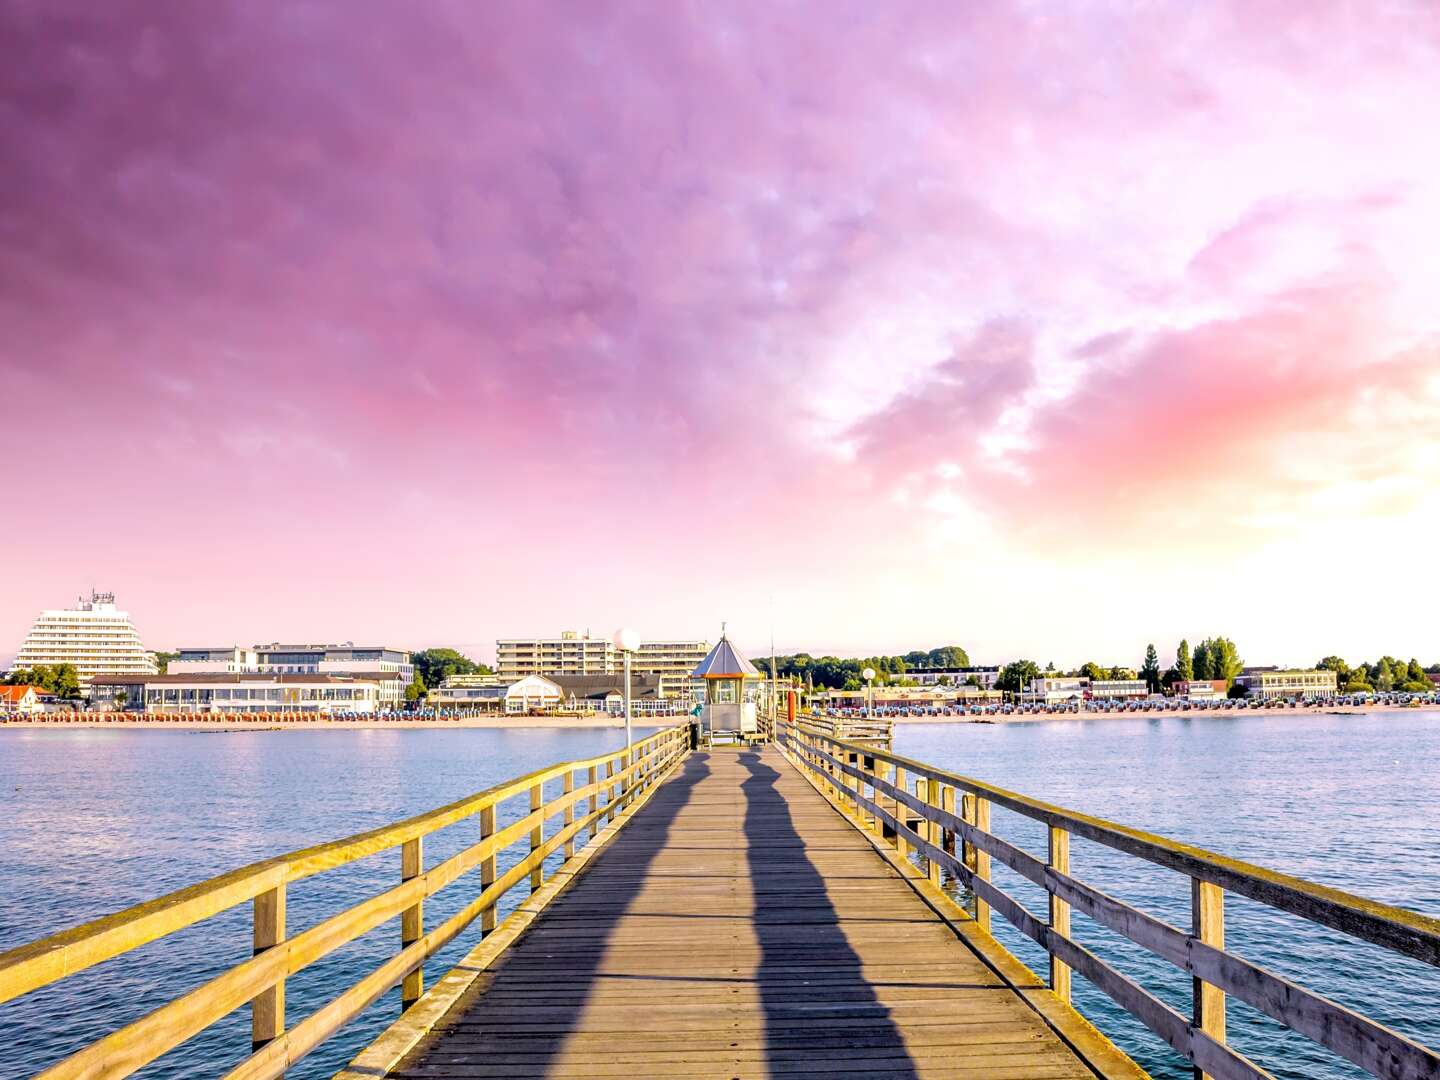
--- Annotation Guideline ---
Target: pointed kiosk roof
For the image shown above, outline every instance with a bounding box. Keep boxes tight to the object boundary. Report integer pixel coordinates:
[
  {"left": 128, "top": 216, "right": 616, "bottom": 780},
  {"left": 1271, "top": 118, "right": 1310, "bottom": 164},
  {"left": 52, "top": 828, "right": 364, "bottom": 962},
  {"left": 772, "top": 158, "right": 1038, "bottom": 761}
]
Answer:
[{"left": 690, "top": 634, "right": 761, "bottom": 680}]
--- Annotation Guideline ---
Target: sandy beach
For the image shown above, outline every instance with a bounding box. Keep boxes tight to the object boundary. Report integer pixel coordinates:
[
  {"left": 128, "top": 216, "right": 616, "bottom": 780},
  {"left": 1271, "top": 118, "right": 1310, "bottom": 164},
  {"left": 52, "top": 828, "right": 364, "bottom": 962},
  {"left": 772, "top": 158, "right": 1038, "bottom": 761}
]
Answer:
[{"left": 3, "top": 703, "right": 1434, "bottom": 732}]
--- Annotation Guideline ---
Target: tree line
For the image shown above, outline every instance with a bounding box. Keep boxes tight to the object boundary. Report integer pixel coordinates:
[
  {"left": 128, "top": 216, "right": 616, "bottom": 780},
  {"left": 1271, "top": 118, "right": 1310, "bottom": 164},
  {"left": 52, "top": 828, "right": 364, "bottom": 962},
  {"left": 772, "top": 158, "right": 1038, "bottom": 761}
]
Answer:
[
  {"left": 2, "top": 664, "right": 81, "bottom": 698},
  {"left": 1317, "top": 655, "right": 1435, "bottom": 694}
]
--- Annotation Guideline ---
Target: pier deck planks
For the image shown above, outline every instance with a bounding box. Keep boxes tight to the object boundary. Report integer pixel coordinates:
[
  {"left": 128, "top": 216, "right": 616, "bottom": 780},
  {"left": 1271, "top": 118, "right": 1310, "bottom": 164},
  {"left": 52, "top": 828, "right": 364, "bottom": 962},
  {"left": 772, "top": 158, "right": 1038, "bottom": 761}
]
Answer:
[{"left": 390, "top": 747, "right": 1099, "bottom": 1079}]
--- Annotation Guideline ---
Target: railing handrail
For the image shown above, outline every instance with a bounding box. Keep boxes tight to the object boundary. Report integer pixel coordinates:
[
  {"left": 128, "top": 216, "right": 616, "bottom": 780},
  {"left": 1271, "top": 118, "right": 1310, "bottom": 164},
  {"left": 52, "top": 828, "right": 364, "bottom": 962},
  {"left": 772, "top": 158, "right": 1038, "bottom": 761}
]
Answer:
[
  {"left": 777, "top": 718, "right": 1440, "bottom": 1080},
  {"left": 788, "top": 719, "right": 1440, "bottom": 963},
  {"left": 0, "top": 723, "right": 692, "bottom": 1080}
]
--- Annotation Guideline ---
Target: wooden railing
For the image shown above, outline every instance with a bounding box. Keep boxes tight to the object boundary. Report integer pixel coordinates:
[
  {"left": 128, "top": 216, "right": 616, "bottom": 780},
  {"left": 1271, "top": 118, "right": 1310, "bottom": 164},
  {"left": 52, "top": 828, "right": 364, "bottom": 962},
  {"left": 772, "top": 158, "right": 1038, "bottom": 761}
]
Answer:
[
  {"left": 0, "top": 724, "right": 691, "bottom": 1079},
  {"left": 800, "top": 712, "right": 894, "bottom": 743},
  {"left": 777, "top": 719, "right": 1440, "bottom": 1080}
]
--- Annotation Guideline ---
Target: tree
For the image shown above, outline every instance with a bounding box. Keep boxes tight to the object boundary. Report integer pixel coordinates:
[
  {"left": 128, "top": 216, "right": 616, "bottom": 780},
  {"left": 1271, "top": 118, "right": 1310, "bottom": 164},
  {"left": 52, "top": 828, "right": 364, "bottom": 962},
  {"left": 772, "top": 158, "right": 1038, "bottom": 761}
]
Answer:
[
  {"left": 1317, "top": 656, "right": 1350, "bottom": 686},
  {"left": 996, "top": 660, "right": 1040, "bottom": 693},
  {"left": 1196, "top": 637, "right": 1242, "bottom": 685},
  {"left": 1376, "top": 658, "right": 1395, "bottom": 691},
  {"left": 411, "top": 648, "right": 490, "bottom": 689},
  {"left": 1079, "top": 661, "right": 1107, "bottom": 681},
  {"left": 927, "top": 646, "right": 971, "bottom": 668},
  {"left": 1109, "top": 666, "right": 1137, "bottom": 680},
  {"left": 7, "top": 664, "right": 80, "bottom": 697},
  {"left": 964, "top": 675, "right": 981, "bottom": 688},
  {"left": 1191, "top": 640, "right": 1213, "bottom": 680},
  {"left": 1140, "top": 644, "right": 1161, "bottom": 693},
  {"left": 404, "top": 675, "right": 427, "bottom": 703},
  {"left": 152, "top": 650, "right": 179, "bottom": 674},
  {"left": 1176, "top": 640, "right": 1193, "bottom": 681}
]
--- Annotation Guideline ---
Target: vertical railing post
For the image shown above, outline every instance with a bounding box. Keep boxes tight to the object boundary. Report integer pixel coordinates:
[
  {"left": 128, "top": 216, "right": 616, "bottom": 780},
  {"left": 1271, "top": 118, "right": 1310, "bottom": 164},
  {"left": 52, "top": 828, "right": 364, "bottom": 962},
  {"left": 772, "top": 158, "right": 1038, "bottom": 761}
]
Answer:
[
  {"left": 1192, "top": 879, "right": 1227, "bottom": 1079},
  {"left": 974, "top": 796, "right": 992, "bottom": 932},
  {"left": 941, "top": 786, "right": 956, "bottom": 864},
  {"left": 1048, "top": 825, "right": 1071, "bottom": 1002},
  {"left": 479, "top": 804, "right": 497, "bottom": 935},
  {"left": 563, "top": 770, "right": 576, "bottom": 859},
  {"left": 529, "top": 782, "right": 544, "bottom": 892},
  {"left": 894, "top": 766, "right": 909, "bottom": 857},
  {"left": 865, "top": 756, "right": 880, "bottom": 834},
  {"left": 251, "top": 883, "right": 285, "bottom": 1052},
  {"left": 400, "top": 837, "right": 423, "bottom": 1010},
  {"left": 605, "top": 758, "right": 617, "bottom": 822},
  {"left": 926, "top": 778, "right": 943, "bottom": 887},
  {"left": 588, "top": 765, "right": 599, "bottom": 840}
]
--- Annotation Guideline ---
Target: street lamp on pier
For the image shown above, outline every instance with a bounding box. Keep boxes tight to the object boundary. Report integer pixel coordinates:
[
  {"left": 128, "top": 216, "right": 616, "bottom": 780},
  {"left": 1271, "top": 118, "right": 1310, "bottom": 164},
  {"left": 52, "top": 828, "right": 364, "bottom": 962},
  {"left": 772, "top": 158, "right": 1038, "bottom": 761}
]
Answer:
[
  {"left": 862, "top": 666, "right": 877, "bottom": 718},
  {"left": 613, "top": 627, "right": 642, "bottom": 748}
]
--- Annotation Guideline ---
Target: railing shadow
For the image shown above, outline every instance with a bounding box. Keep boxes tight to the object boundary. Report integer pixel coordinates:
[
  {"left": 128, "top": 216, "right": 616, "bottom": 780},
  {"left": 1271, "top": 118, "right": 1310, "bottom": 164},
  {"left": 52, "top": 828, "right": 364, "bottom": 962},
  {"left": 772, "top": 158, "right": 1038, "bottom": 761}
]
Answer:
[{"left": 739, "top": 749, "right": 920, "bottom": 1077}]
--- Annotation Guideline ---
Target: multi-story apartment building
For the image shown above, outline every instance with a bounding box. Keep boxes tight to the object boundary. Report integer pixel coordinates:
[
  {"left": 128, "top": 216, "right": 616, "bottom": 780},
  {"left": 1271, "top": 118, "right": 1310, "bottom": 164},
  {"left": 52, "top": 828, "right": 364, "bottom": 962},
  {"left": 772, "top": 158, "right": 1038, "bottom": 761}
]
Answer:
[
  {"left": 9, "top": 591, "right": 158, "bottom": 688},
  {"left": 908, "top": 666, "right": 1001, "bottom": 689},
  {"left": 168, "top": 644, "right": 413, "bottom": 707},
  {"left": 496, "top": 632, "right": 709, "bottom": 699},
  {"left": 1235, "top": 669, "right": 1338, "bottom": 700}
]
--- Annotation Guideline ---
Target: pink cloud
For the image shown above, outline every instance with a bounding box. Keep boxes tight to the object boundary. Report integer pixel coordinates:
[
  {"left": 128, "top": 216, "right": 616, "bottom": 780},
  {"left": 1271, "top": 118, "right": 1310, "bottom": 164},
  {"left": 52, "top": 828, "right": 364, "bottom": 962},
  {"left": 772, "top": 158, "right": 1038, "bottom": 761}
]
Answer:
[{"left": 1, "top": 1, "right": 1438, "bottom": 657}]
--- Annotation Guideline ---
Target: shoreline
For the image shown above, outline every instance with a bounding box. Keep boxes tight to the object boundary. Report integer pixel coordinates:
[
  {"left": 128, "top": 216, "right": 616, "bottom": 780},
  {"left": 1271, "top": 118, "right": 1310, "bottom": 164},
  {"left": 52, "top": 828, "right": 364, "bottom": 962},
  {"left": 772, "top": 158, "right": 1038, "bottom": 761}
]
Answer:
[
  {"left": 889, "top": 704, "right": 1422, "bottom": 724},
  {"left": 2, "top": 703, "right": 1434, "bottom": 733}
]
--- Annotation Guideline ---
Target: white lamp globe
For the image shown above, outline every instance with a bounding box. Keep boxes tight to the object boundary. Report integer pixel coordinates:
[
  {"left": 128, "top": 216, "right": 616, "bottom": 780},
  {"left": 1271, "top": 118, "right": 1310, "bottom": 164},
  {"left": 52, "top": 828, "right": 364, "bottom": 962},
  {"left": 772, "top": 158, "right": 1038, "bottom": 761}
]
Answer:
[
  {"left": 862, "top": 667, "right": 876, "bottom": 682},
  {"left": 614, "top": 627, "right": 642, "bottom": 653}
]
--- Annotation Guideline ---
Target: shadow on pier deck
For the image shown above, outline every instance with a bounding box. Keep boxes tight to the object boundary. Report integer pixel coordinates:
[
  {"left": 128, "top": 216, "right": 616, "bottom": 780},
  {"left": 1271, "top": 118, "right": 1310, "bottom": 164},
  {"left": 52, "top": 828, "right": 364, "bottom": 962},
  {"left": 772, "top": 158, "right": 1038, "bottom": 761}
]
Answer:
[{"left": 370, "top": 747, "right": 1122, "bottom": 1080}]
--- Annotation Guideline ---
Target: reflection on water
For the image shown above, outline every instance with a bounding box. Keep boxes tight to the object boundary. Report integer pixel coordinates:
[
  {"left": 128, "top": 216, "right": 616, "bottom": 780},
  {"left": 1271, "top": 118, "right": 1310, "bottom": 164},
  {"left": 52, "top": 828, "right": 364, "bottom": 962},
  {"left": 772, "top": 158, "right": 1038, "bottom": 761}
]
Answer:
[{"left": 894, "top": 710, "right": 1440, "bottom": 1080}]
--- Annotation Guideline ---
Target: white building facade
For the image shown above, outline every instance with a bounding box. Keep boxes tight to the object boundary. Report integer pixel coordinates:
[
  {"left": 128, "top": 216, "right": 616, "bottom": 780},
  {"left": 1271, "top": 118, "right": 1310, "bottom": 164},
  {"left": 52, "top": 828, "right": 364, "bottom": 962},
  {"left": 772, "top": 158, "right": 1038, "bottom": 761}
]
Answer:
[
  {"left": 496, "top": 631, "right": 708, "bottom": 698},
  {"left": 169, "top": 644, "right": 413, "bottom": 707},
  {"left": 9, "top": 591, "right": 158, "bottom": 688}
]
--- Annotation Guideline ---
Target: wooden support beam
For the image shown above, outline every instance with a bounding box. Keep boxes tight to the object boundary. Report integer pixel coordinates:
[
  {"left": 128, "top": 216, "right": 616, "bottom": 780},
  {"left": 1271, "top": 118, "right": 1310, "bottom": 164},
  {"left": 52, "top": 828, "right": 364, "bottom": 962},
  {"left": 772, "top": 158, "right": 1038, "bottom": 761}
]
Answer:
[
  {"left": 587, "top": 765, "right": 599, "bottom": 840},
  {"left": 479, "top": 805, "right": 496, "bottom": 936},
  {"left": 250, "top": 884, "right": 285, "bottom": 1052},
  {"left": 529, "top": 783, "right": 544, "bottom": 892},
  {"left": 894, "top": 767, "right": 909, "bottom": 858},
  {"left": 1192, "top": 879, "right": 1226, "bottom": 1080},
  {"left": 926, "top": 778, "right": 943, "bottom": 887},
  {"left": 974, "top": 796, "right": 992, "bottom": 933},
  {"left": 400, "top": 837, "right": 423, "bottom": 1010},
  {"left": 1049, "top": 825, "right": 1072, "bottom": 1002},
  {"left": 563, "top": 771, "right": 576, "bottom": 859}
]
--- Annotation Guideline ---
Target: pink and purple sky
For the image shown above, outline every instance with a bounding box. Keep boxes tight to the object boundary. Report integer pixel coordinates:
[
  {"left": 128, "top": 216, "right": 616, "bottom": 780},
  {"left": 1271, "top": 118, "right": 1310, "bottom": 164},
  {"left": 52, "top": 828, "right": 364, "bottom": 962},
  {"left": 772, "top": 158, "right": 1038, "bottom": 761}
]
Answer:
[{"left": 2, "top": 1, "right": 1438, "bottom": 669}]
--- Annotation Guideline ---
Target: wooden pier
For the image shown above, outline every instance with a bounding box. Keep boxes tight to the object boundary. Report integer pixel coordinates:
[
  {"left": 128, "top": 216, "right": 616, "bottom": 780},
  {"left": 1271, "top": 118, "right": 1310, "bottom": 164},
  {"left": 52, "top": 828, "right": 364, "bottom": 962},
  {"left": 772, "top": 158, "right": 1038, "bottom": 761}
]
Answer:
[{"left": 3, "top": 721, "right": 1439, "bottom": 1080}]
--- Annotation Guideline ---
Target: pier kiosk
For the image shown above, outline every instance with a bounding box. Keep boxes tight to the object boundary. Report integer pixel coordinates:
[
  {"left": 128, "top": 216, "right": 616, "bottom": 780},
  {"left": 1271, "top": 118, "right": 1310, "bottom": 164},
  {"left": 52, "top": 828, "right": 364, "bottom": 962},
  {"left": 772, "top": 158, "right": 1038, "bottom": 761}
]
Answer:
[{"left": 691, "top": 632, "right": 762, "bottom": 744}]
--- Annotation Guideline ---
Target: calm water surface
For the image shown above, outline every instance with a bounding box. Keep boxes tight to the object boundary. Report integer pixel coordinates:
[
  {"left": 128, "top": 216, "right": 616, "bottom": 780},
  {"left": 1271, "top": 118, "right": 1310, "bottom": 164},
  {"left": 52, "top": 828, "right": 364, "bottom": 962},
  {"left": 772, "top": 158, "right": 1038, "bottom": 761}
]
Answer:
[{"left": 2, "top": 714, "right": 1437, "bottom": 1079}]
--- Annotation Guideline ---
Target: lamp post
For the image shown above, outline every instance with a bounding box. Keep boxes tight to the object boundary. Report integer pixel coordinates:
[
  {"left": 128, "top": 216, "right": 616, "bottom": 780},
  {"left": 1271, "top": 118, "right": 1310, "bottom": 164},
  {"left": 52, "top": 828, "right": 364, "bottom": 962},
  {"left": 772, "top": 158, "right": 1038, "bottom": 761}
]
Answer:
[
  {"left": 862, "top": 666, "right": 876, "bottom": 718},
  {"left": 613, "top": 627, "right": 642, "bottom": 748}
]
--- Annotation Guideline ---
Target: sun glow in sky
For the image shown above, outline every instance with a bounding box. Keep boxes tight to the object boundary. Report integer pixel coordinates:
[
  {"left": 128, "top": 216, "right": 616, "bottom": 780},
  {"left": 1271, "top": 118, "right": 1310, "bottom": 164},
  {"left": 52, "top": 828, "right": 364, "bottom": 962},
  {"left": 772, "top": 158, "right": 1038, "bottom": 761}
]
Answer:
[{"left": 2, "top": 1, "right": 1438, "bottom": 668}]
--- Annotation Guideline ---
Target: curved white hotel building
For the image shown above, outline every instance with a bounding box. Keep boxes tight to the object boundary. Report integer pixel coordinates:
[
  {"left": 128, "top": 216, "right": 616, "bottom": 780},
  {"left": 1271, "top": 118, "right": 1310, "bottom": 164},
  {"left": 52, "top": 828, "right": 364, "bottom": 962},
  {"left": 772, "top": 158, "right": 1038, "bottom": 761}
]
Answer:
[{"left": 9, "top": 591, "right": 158, "bottom": 686}]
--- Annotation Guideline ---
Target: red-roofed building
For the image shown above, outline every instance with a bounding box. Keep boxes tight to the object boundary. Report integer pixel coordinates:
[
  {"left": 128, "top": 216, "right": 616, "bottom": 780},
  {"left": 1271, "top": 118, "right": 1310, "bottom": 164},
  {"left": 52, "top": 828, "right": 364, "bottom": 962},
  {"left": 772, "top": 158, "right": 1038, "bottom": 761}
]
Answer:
[{"left": 0, "top": 685, "right": 46, "bottom": 714}]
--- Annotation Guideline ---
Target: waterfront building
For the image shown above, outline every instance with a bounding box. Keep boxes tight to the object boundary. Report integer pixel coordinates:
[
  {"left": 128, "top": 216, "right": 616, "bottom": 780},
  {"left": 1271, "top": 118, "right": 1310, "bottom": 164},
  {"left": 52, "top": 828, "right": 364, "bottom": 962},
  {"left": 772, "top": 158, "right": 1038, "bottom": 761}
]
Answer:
[
  {"left": 1088, "top": 679, "right": 1148, "bottom": 700},
  {"left": 495, "top": 631, "right": 708, "bottom": 698},
  {"left": 1175, "top": 679, "right": 1228, "bottom": 700},
  {"left": 908, "top": 666, "right": 1001, "bottom": 690},
  {"left": 169, "top": 643, "right": 413, "bottom": 708},
  {"left": 9, "top": 591, "right": 158, "bottom": 688},
  {"left": 1023, "top": 676, "right": 1087, "bottom": 704},
  {"left": 91, "top": 672, "right": 385, "bottom": 714},
  {"left": 1235, "top": 668, "right": 1338, "bottom": 700},
  {"left": 0, "top": 685, "right": 46, "bottom": 714}
]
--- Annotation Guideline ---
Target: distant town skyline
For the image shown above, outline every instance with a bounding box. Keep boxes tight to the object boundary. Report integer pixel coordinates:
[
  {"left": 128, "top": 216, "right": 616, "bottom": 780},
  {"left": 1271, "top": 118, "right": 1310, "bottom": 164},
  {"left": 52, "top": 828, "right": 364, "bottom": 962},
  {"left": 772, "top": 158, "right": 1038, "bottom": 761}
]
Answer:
[{"left": 2, "top": 2, "right": 1437, "bottom": 669}]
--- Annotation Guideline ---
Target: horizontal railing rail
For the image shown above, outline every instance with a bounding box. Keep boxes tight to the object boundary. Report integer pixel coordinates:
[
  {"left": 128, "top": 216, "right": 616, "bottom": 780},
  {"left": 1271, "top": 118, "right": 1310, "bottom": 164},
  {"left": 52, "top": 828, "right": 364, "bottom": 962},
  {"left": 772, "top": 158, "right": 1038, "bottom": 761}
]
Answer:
[
  {"left": 0, "top": 724, "right": 691, "bottom": 1079},
  {"left": 777, "top": 719, "right": 1440, "bottom": 1080}
]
